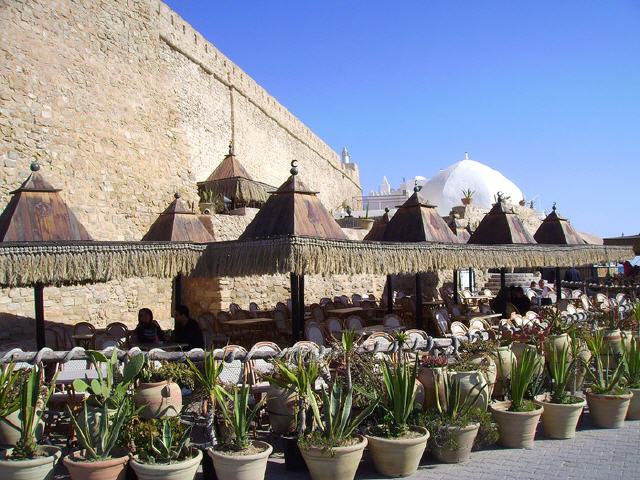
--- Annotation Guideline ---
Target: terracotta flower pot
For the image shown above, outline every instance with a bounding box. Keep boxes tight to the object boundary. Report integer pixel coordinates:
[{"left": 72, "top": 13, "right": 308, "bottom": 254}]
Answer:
[
  {"left": 63, "top": 452, "right": 129, "bottom": 480},
  {"left": 208, "top": 441, "right": 272, "bottom": 480},
  {"left": 430, "top": 423, "right": 479, "bottom": 464},
  {"left": 490, "top": 400, "right": 543, "bottom": 449},
  {"left": 493, "top": 345, "right": 515, "bottom": 398},
  {"left": 449, "top": 370, "right": 488, "bottom": 410},
  {"left": 0, "top": 445, "right": 61, "bottom": 480},
  {"left": 299, "top": 435, "right": 367, "bottom": 480},
  {"left": 366, "top": 426, "right": 429, "bottom": 477},
  {"left": 461, "top": 198, "right": 472, "bottom": 205},
  {"left": 134, "top": 381, "right": 182, "bottom": 419},
  {"left": 534, "top": 394, "right": 585, "bottom": 439},
  {"left": 585, "top": 390, "right": 632, "bottom": 428},
  {"left": 626, "top": 388, "right": 640, "bottom": 420},
  {"left": 418, "top": 366, "right": 446, "bottom": 411},
  {"left": 130, "top": 449, "right": 202, "bottom": 480},
  {"left": 265, "top": 386, "right": 296, "bottom": 435}
]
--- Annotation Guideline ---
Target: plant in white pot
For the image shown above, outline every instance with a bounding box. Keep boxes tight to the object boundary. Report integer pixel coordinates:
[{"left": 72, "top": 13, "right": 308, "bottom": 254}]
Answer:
[
  {"left": 424, "top": 372, "right": 487, "bottom": 464},
  {"left": 490, "top": 347, "right": 544, "bottom": 449},
  {"left": 128, "top": 417, "right": 202, "bottom": 480},
  {"left": 208, "top": 384, "right": 271, "bottom": 480},
  {"left": 534, "top": 344, "right": 585, "bottom": 439},
  {"left": 0, "top": 364, "right": 61, "bottom": 480},
  {"left": 365, "top": 342, "right": 429, "bottom": 477},
  {"left": 584, "top": 330, "right": 631, "bottom": 428},
  {"left": 298, "top": 329, "right": 377, "bottom": 480},
  {"left": 622, "top": 336, "right": 640, "bottom": 420}
]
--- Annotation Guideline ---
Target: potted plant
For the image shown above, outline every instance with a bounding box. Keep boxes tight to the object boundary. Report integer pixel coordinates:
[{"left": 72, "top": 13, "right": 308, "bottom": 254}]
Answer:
[
  {"left": 0, "top": 365, "right": 61, "bottom": 480},
  {"left": 417, "top": 355, "right": 448, "bottom": 410},
  {"left": 459, "top": 340, "right": 498, "bottom": 399},
  {"left": 622, "top": 336, "right": 640, "bottom": 420},
  {"left": 534, "top": 344, "right": 586, "bottom": 439},
  {"left": 0, "top": 361, "right": 32, "bottom": 447},
  {"left": 266, "top": 354, "right": 321, "bottom": 471},
  {"left": 542, "top": 308, "right": 574, "bottom": 360},
  {"left": 424, "top": 372, "right": 487, "bottom": 464},
  {"left": 365, "top": 352, "right": 429, "bottom": 477},
  {"left": 135, "top": 361, "right": 193, "bottom": 419},
  {"left": 490, "top": 347, "right": 544, "bottom": 449},
  {"left": 448, "top": 358, "right": 489, "bottom": 410},
  {"left": 493, "top": 341, "right": 516, "bottom": 398},
  {"left": 128, "top": 417, "right": 202, "bottom": 480},
  {"left": 584, "top": 331, "right": 632, "bottom": 428},
  {"left": 461, "top": 189, "right": 474, "bottom": 206},
  {"left": 208, "top": 384, "right": 271, "bottom": 480}
]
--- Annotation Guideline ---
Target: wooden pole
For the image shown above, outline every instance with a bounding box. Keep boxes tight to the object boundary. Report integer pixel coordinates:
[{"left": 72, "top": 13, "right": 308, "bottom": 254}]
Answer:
[
  {"left": 555, "top": 267, "right": 562, "bottom": 301},
  {"left": 290, "top": 273, "right": 300, "bottom": 343},
  {"left": 174, "top": 273, "right": 183, "bottom": 311},
  {"left": 468, "top": 267, "right": 474, "bottom": 293},
  {"left": 453, "top": 269, "right": 459, "bottom": 304},
  {"left": 35, "top": 283, "right": 45, "bottom": 350},
  {"left": 500, "top": 268, "right": 506, "bottom": 290},
  {"left": 415, "top": 272, "right": 424, "bottom": 330},
  {"left": 298, "top": 274, "right": 305, "bottom": 340},
  {"left": 386, "top": 274, "right": 393, "bottom": 314}
]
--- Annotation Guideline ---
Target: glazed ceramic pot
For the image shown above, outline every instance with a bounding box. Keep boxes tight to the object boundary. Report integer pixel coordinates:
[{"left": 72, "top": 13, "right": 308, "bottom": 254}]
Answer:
[
  {"left": 299, "top": 435, "right": 367, "bottom": 480},
  {"left": 130, "top": 449, "right": 202, "bottom": 480},
  {"left": 490, "top": 400, "right": 543, "bottom": 449},
  {"left": 366, "top": 426, "right": 429, "bottom": 477},
  {"left": 0, "top": 445, "right": 61, "bottom": 480},
  {"left": 585, "top": 390, "right": 632, "bottom": 428},
  {"left": 63, "top": 451, "right": 129, "bottom": 480},
  {"left": 208, "top": 441, "right": 272, "bottom": 480},
  {"left": 430, "top": 422, "right": 479, "bottom": 464},
  {"left": 134, "top": 381, "right": 182, "bottom": 419},
  {"left": 534, "top": 394, "right": 585, "bottom": 439},
  {"left": 449, "top": 370, "right": 488, "bottom": 410}
]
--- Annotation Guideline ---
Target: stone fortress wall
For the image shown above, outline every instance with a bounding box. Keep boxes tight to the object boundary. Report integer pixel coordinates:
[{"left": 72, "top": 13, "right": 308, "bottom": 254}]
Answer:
[{"left": 0, "top": 0, "right": 365, "bottom": 343}]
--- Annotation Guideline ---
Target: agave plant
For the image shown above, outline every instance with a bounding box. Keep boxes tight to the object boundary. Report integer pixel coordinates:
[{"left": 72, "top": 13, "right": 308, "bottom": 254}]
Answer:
[
  {"left": 9, "top": 365, "right": 57, "bottom": 459},
  {"left": 622, "top": 337, "right": 640, "bottom": 388},
  {"left": 378, "top": 354, "right": 419, "bottom": 437},
  {"left": 0, "top": 361, "right": 22, "bottom": 420},
  {"left": 508, "top": 347, "right": 541, "bottom": 412},
  {"left": 547, "top": 344, "right": 576, "bottom": 404},
  {"left": 461, "top": 188, "right": 475, "bottom": 200},
  {"left": 135, "top": 418, "right": 194, "bottom": 464},
  {"left": 585, "top": 331, "right": 627, "bottom": 395},
  {"left": 433, "top": 372, "right": 486, "bottom": 420},
  {"left": 72, "top": 350, "right": 144, "bottom": 408},
  {"left": 216, "top": 384, "right": 265, "bottom": 452}
]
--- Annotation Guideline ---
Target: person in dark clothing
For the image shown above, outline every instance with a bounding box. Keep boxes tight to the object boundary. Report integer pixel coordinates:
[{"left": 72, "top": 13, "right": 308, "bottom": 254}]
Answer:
[
  {"left": 490, "top": 287, "right": 509, "bottom": 317},
  {"left": 173, "top": 305, "right": 204, "bottom": 350},
  {"left": 564, "top": 267, "right": 581, "bottom": 282},
  {"left": 135, "top": 308, "right": 165, "bottom": 344},
  {"left": 511, "top": 287, "right": 531, "bottom": 315}
]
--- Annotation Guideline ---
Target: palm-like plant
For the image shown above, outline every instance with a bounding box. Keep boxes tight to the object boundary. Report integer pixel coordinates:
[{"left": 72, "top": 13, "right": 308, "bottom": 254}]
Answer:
[
  {"left": 216, "top": 385, "right": 264, "bottom": 451},
  {"left": 585, "top": 331, "right": 627, "bottom": 395},
  {"left": 622, "top": 337, "right": 640, "bottom": 389},
  {"left": 508, "top": 347, "right": 541, "bottom": 412},
  {"left": 10, "top": 366, "right": 56, "bottom": 459}
]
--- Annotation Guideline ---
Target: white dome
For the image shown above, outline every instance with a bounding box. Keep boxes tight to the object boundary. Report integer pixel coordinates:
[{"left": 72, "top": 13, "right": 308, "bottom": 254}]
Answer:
[{"left": 421, "top": 157, "right": 524, "bottom": 215}]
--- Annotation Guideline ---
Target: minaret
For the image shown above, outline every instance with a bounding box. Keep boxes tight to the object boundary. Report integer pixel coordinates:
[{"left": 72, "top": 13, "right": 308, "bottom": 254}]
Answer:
[
  {"left": 380, "top": 176, "right": 391, "bottom": 195},
  {"left": 341, "top": 147, "right": 351, "bottom": 164}
]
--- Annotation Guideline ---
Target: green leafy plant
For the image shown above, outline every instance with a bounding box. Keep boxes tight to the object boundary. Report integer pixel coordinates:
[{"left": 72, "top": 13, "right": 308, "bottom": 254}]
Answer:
[
  {"left": 375, "top": 354, "right": 419, "bottom": 437},
  {"left": 7, "top": 365, "right": 56, "bottom": 459},
  {"left": 139, "top": 361, "right": 195, "bottom": 390},
  {"left": 585, "top": 331, "right": 628, "bottom": 395},
  {"left": 267, "top": 355, "right": 320, "bottom": 437},
  {"left": 507, "top": 348, "right": 542, "bottom": 412},
  {"left": 0, "top": 361, "right": 23, "bottom": 419},
  {"left": 68, "top": 399, "right": 136, "bottom": 460},
  {"left": 543, "top": 308, "right": 576, "bottom": 336},
  {"left": 130, "top": 417, "right": 194, "bottom": 464},
  {"left": 461, "top": 189, "right": 475, "bottom": 200},
  {"left": 622, "top": 337, "right": 640, "bottom": 388},
  {"left": 216, "top": 384, "right": 264, "bottom": 452},
  {"left": 546, "top": 344, "right": 581, "bottom": 404},
  {"left": 73, "top": 350, "right": 144, "bottom": 408}
]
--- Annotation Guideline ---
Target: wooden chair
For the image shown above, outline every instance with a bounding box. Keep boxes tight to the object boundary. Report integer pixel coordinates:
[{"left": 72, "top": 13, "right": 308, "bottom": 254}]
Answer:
[
  {"left": 273, "top": 310, "right": 291, "bottom": 343},
  {"left": 304, "top": 322, "right": 326, "bottom": 346},
  {"left": 45, "top": 328, "right": 61, "bottom": 350},
  {"left": 73, "top": 322, "right": 96, "bottom": 349},
  {"left": 319, "top": 297, "right": 332, "bottom": 306},
  {"left": 229, "top": 303, "right": 241, "bottom": 318},
  {"left": 249, "top": 302, "right": 260, "bottom": 313},
  {"left": 219, "top": 345, "right": 249, "bottom": 386},
  {"left": 361, "top": 332, "right": 395, "bottom": 361},
  {"left": 105, "top": 322, "right": 129, "bottom": 347},
  {"left": 351, "top": 294, "right": 362, "bottom": 306},
  {"left": 275, "top": 302, "right": 289, "bottom": 317},
  {"left": 404, "top": 329, "right": 428, "bottom": 349},
  {"left": 326, "top": 317, "right": 343, "bottom": 339},
  {"left": 290, "top": 341, "right": 321, "bottom": 356},
  {"left": 433, "top": 309, "right": 450, "bottom": 337},
  {"left": 450, "top": 321, "right": 468, "bottom": 336},
  {"left": 345, "top": 315, "right": 363, "bottom": 330},
  {"left": 216, "top": 311, "right": 232, "bottom": 336},
  {"left": 310, "top": 304, "right": 325, "bottom": 323},
  {"left": 249, "top": 341, "right": 281, "bottom": 384},
  {"left": 383, "top": 314, "right": 402, "bottom": 328}
]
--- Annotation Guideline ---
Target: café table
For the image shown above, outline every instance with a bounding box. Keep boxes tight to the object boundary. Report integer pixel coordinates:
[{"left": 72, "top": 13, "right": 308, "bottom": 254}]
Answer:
[
  {"left": 326, "top": 307, "right": 364, "bottom": 318},
  {"left": 354, "top": 325, "right": 405, "bottom": 335}
]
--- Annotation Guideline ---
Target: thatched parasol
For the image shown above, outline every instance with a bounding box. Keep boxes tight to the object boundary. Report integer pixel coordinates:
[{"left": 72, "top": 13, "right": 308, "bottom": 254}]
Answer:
[
  {"left": 0, "top": 162, "right": 92, "bottom": 349},
  {"left": 197, "top": 144, "right": 272, "bottom": 209}
]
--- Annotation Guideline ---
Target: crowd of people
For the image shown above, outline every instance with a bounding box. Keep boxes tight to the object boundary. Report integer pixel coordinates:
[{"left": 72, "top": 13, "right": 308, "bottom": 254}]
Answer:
[{"left": 134, "top": 305, "right": 204, "bottom": 350}]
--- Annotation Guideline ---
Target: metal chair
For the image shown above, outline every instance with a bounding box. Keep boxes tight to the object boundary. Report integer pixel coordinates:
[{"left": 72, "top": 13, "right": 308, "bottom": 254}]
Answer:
[{"left": 105, "top": 322, "right": 129, "bottom": 347}]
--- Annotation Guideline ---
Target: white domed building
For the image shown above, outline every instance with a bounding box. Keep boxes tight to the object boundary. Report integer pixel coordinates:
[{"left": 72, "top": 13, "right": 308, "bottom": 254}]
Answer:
[{"left": 421, "top": 153, "right": 524, "bottom": 216}]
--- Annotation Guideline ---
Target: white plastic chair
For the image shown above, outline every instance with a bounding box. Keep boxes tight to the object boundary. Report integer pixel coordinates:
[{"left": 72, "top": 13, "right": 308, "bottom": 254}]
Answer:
[
  {"left": 305, "top": 322, "right": 326, "bottom": 346},
  {"left": 345, "top": 316, "right": 364, "bottom": 330},
  {"left": 326, "top": 317, "right": 343, "bottom": 338},
  {"left": 383, "top": 314, "right": 402, "bottom": 328}
]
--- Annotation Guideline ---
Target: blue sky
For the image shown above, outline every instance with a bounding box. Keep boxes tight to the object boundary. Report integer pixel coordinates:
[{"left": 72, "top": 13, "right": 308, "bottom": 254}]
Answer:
[{"left": 165, "top": 0, "right": 639, "bottom": 237}]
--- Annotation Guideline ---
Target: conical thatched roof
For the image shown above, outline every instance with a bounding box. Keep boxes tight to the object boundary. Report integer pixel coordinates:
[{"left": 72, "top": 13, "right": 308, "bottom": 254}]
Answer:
[
  {"left": 197, "top": 144, "right": 272, "bottom": 208},
  {"left": 363, "top": 208, "right": 390, "bottom": 241},
  {"left": 0, "top": 163, "right": 92, "bottom": 242},
  {"left": 534, "top": 204, "right": 585, "bottom": 245},
  {"left": 468, "top": 195, "right": 535, "bottom": 244},
  {"left": 240, "top": 161, "right": 347, "bottom": 240},
  {"left": 447, "top": 215, "right": 471, "bottom": 243},
  {"left": 142, "top": 193, "right": 215, "bottom": 243},
  {"left": 382, "top": 187, "right": 459, "bottom": 243}
]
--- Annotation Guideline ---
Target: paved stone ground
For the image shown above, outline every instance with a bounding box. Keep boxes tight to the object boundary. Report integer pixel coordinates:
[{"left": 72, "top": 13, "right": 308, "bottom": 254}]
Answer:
[{"left": 51, "top": 415, "right": 639, "bottom": 479}]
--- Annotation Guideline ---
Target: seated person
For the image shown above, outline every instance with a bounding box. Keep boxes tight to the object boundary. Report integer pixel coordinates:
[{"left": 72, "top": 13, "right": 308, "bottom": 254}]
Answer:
[
  {"left": 135, "top": 308, "right": 165, "bottom": 344},
  {"left": 173, "top": 305, "right": 204, "bottom": 350},
  {"left": 538, "top": 280, "right": 554, "bottom": 306},
  {"left": 511, "top": 286, "right": 531, "bottom": 314}
]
